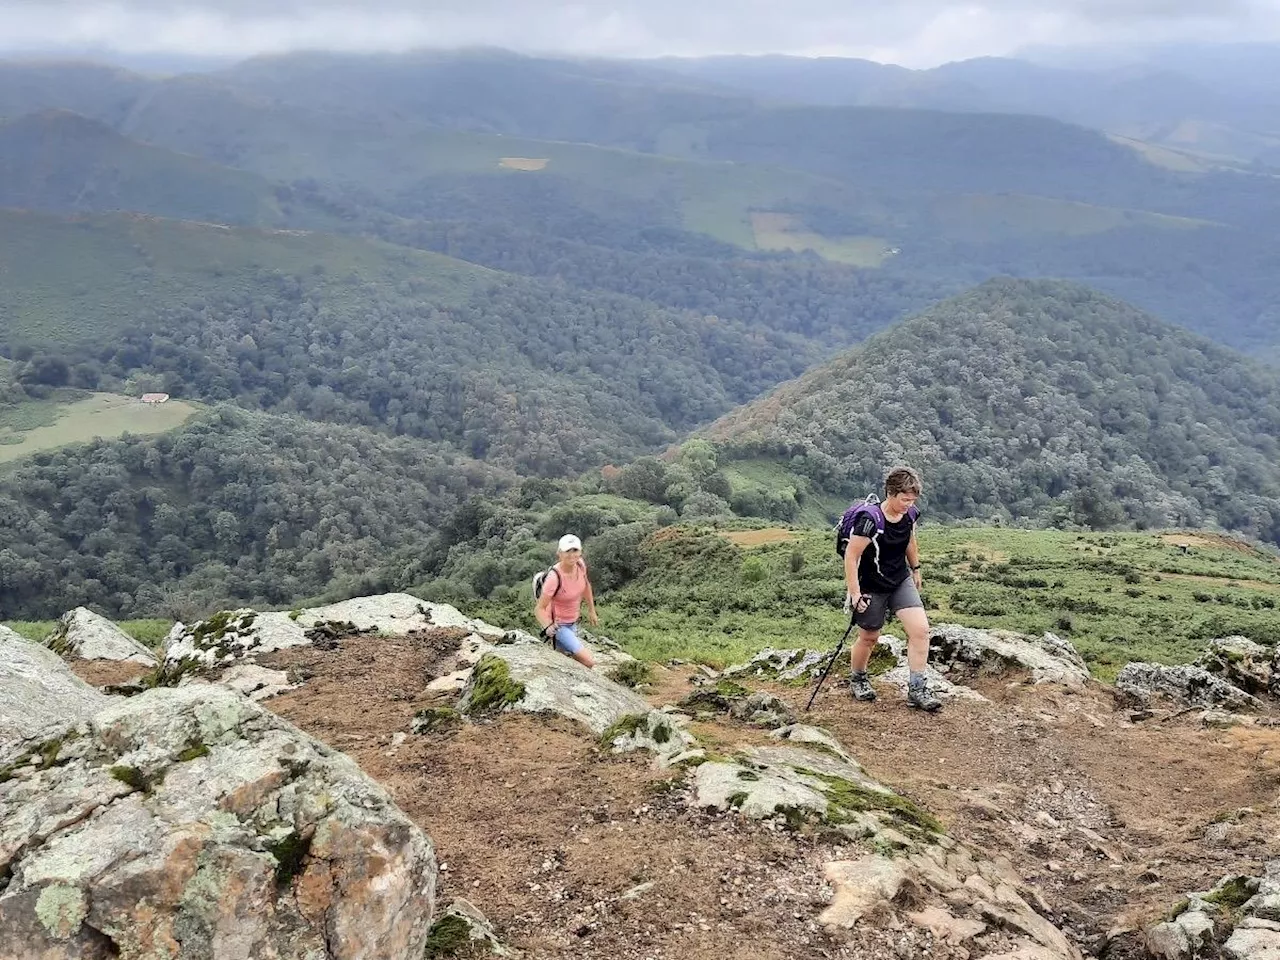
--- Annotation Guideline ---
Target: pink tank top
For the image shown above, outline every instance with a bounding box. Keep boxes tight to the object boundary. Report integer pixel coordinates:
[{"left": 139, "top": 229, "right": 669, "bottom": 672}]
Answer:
[{"left": 546, "top": 561, "right": 588, "bottom": 624}]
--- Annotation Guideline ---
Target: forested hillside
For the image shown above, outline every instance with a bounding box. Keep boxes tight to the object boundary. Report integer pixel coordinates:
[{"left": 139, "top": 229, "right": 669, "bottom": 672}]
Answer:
[
  {"left": 0, "top": 407, "right": 511, "bottom": 619},
  {"left": 708, "top": 279, "right": 1280, "bottom": 543},
  {"left": 0, "top": 211, "right": 822, "bottom": 473},
  {"left": 2, "top": 50, "right": 1280, "bottom": 624}
]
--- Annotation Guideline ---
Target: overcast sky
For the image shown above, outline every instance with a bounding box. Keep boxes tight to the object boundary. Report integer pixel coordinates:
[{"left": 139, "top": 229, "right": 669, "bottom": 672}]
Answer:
[{"left": 0, "top": 1, "right": 1278, "bottom": 68}]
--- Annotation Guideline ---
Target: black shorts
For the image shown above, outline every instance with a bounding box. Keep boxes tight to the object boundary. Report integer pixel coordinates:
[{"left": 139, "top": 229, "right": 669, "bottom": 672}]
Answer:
[{"left": 854, "top": 578, "right": 923, "bottom": 631}]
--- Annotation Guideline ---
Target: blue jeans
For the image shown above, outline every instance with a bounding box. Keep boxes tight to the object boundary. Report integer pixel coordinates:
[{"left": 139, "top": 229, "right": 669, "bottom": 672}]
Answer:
[{"left": 552, "top": 623, "right": 585, "bottom": 656}]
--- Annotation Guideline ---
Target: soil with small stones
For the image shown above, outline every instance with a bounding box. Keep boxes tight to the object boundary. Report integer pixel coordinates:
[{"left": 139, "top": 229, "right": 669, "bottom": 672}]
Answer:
[
  {"left": 257, "top": 632, "right": 1280, "bottom": 959},
  {"left": 69, "top": 659, "right": 151, "bottom": 688},
  {"left": 800, "top": 673, "right": 1280, "bottom": 942}
]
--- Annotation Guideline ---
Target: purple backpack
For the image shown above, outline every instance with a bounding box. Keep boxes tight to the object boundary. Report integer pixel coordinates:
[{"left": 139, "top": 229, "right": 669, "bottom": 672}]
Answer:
[{"left": 834, "top": 495, "right": 919, "bottom": 557}]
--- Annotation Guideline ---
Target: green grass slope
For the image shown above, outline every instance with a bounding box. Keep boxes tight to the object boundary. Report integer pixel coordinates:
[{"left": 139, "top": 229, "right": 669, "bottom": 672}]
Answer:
[
  {"left": 0, "top": 207, "right": 491, "bottom": 348},
  {"left": 0, "top": 110, "right": 284, "bottom": 225},
  {"left": 580, "top": 524, "right": 1280, "bottom": 681}
]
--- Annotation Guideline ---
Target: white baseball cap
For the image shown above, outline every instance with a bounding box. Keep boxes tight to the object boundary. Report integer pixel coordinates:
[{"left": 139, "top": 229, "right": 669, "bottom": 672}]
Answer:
[{"left": 558, "top": 534, "right": 583, "bottom": 552}]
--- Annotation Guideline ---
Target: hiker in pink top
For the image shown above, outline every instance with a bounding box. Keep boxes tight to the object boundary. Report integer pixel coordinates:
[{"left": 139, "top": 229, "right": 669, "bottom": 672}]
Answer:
[{"left": 534, "top": 534, "right": 599, "bottom": 667}]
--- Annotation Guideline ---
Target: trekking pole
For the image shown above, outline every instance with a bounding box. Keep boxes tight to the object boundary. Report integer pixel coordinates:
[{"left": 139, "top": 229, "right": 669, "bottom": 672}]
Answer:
[{"left": 805, "top": 597, "right": 869, "bottom": 712}]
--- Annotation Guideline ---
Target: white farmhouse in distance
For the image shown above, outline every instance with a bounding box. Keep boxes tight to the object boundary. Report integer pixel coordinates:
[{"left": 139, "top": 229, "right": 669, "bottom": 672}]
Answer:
[{"left": 140, "top": 393, "right": 170, "bottom": 404}]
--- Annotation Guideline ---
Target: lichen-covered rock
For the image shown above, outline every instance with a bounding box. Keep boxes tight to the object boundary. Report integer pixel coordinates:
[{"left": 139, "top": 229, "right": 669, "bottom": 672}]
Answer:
[
  {"left": 768, "top": 724, "right": 853, "bottom": 760},
  {"left": 305, "top": 593, "right": 504, "bottom": 639},
  {"left": 1116, "top": 663, "right": 1263, "bottom": 712},
  {"left": 722, "top": 648, "right": 829, "bottom": 683},
  {"left": 425, "top": 898, "right": 519, "bottom": 958},
  {"left": 1151, "top": 863, "right": 1280, "bottom": 960},
  {"left": 46, "top": 609, "right": 157, "bottom": 665},
  {"left": 0, "top": 684, "right": 437, "bottom": 960},
  {"left": 692, "top": 741, "right": 935, "bottom": 842},
  {"left": 163, "top": 608, "right": 309, "bottom": 668},
  {"left": 1, "top": 633, "right": 112, "bottom": 748},
  {"left": 218, "top": 664, "right": 297, "bottom": 701},
  {"left": 729, "top": 692, "right": 795, "bottom": 728},
  {"left": 164, "top": 595, "right": 504, "bottom": 670},
  {"left": 601, "top": 710, "right": 701, "bottom": 767},
  {"left": 1196, "top": 637, "right": 1274, "bottom": 698},
  {"left": 1146, "top": 909, "right": 1216, "bottom": 960},
  {"left": 694, "top": 726, "right": 1078, "bottom": 958},
  {"left": 458, "top": 644, "right": 650, "bottom": 736},
  {"left": 1224, "top": 924, "right": 1280, "bottom": 960},
  {"left": 927, "top": 624, "right": 1090, "bottom": 688}
]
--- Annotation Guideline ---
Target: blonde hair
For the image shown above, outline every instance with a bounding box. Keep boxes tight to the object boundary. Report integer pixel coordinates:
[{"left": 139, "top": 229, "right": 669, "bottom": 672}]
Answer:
[{"left": 885, "top": 466, "right": 922, "bottom": 498}]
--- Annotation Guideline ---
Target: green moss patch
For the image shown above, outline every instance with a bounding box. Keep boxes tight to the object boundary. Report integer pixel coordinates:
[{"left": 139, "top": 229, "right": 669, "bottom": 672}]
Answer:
[
  {"left": 413, "top": 707, "right": 462, "bottom": 735},
  {"left": 600, "top": 714, "right": 648, "bottom": 747},
  {"left": 109, "top": 765, "right": 152, "bottom": 794},
  {"left": 866, "top": 644, "right": 899, "bottom": 677},
  {"left": 1203, "top": 876, "right": 1255, "bottom": 910},
  {"left": 464, "top": 655, "right": 526, "bottom": 714},
  {"left": 176, "top": 743, "right": 210, "bottom": 762},
  {"left": 806, "top": 770, "right": 944, "bottom": 836},
  {"left": 267, "top": 830, "right": 313, "bottom": 889},
  {"left": 424, "top": 913, "right": 473, "bottom": 958},
  {"left": 607, "top": 660, "right": 655, "bottom": 689}
]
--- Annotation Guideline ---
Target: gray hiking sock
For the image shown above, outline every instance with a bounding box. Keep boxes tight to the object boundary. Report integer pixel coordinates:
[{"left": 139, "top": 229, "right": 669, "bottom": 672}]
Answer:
[
  {"left": 908, "top": 669, "right": 927, "bottom": 688},
  {"left": 851, "top": 669, "right": 869, "bottom": 680}
]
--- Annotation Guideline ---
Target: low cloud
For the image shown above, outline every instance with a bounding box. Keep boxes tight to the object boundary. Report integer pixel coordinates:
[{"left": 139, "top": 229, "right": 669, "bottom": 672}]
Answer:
[{"left": 0, "top": 0, "right": 1276, "bottom": 66}]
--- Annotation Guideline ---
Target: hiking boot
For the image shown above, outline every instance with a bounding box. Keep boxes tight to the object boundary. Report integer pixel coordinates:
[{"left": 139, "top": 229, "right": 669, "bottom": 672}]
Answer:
[
  {"left": 848, "top": 672, "right": 877, "bottom": 702},
  {"left": 907, "top": 682, "right": 942, "bottom": 713}
]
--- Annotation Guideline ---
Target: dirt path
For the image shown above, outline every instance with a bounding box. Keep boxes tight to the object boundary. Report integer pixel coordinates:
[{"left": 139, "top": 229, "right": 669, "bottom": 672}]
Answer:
[
  {"left": 796, "top": 676, "right": 1280, "bottom": 938},
  {"left": 259, "top": 634, "right": 1280, "bottom": 958}
]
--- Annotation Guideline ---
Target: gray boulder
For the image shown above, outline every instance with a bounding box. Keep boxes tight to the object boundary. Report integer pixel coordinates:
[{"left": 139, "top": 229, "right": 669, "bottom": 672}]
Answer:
[
  {"left": 458, "top": 643, "right": 651, "bottom": 737},
  {"left": 1, "top": 633, "right": 112, "bottom": 748},
  {"left": 1151, "top": 863, "right": 1280, "bottom": 960},
  {"left": 1116, "top": 663, "right": 1263, "bottom": 712},
  {"left": 164, "top": 595, "right": 505, "bottom": 669},
  {"left": 927, "top": 624, "right": 1090, "bottom": 688},
  {"left": 729, "top": 692, "right": 795, "bottom": 728},
  {"left": 0, "top": 684, "right": 437, "bottom": 960},
  {"left": 46, "top": 609, "right": 157, "bottom": 665},
  {"left": 1197, "top": 637, "right": 1274, "bottom": 698}
]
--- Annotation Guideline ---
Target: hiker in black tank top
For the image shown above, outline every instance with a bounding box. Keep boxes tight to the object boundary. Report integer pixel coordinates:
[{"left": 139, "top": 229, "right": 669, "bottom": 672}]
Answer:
[{"left": 842, "top": 467, "right": 941, "bottom": 713}]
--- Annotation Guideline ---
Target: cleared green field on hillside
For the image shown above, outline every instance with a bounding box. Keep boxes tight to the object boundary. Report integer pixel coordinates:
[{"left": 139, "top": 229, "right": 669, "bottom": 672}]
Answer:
[
  {"left": 0, "top": 209, "right": 494, "bottom": 348},
  {"left": 0, "top": 392, "right": 200, "bottom": 463}
]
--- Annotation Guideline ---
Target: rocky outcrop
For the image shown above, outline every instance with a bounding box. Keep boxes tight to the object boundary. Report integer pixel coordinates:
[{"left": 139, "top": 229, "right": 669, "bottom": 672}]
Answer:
[
  {"left": 1197, "top": 637, "right": 1276, "bottom": 698},
  {"left": 458, "top": 643, "right": 651, "bottom": 737},
  {"left": 692, "top": 725, "right": 1079, "bottom": 959},
  {"left": 0, "top": 684, "right": 437, "bottom": 960},
  {"left": 729, "top": 691, "right": 795, "bottom": 728},
  {"left": 600, "top": 710, "right": 702, "bottom": 768},
  {"left": 1, "top": 633, "right": 112, "bottom": 747},
  {"left": 721, "top": 624, "right": 1090, "bottom": 704},
  {"left": 723, "top": 647, "right": 829, "bottom": 683},
  {"left": 426, "top": 898, "right": 519, "bottom": 958},
  {"left": 1116, "top": 663, "right": 1263, "bottom": 712},
  {"left": 45, "top": 608, "right": 157, "bottom": 665},
  {"left": 873, "top": 636, "right": 990, "bottom": 704},
  {"left": 163, "top": 595, "right": 506, "bottom": 670},
  {"left": 926, "top": 625, "right": 1091, "bottom": 689},
  {"left": 1147, "top": 862, "right": 1280, "bottom": 960}
]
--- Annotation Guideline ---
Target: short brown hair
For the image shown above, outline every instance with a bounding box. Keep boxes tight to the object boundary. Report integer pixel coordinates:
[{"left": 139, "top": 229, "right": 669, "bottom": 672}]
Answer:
[{"left": 885, "top": 466, "right": 922, "bottom": 498}]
